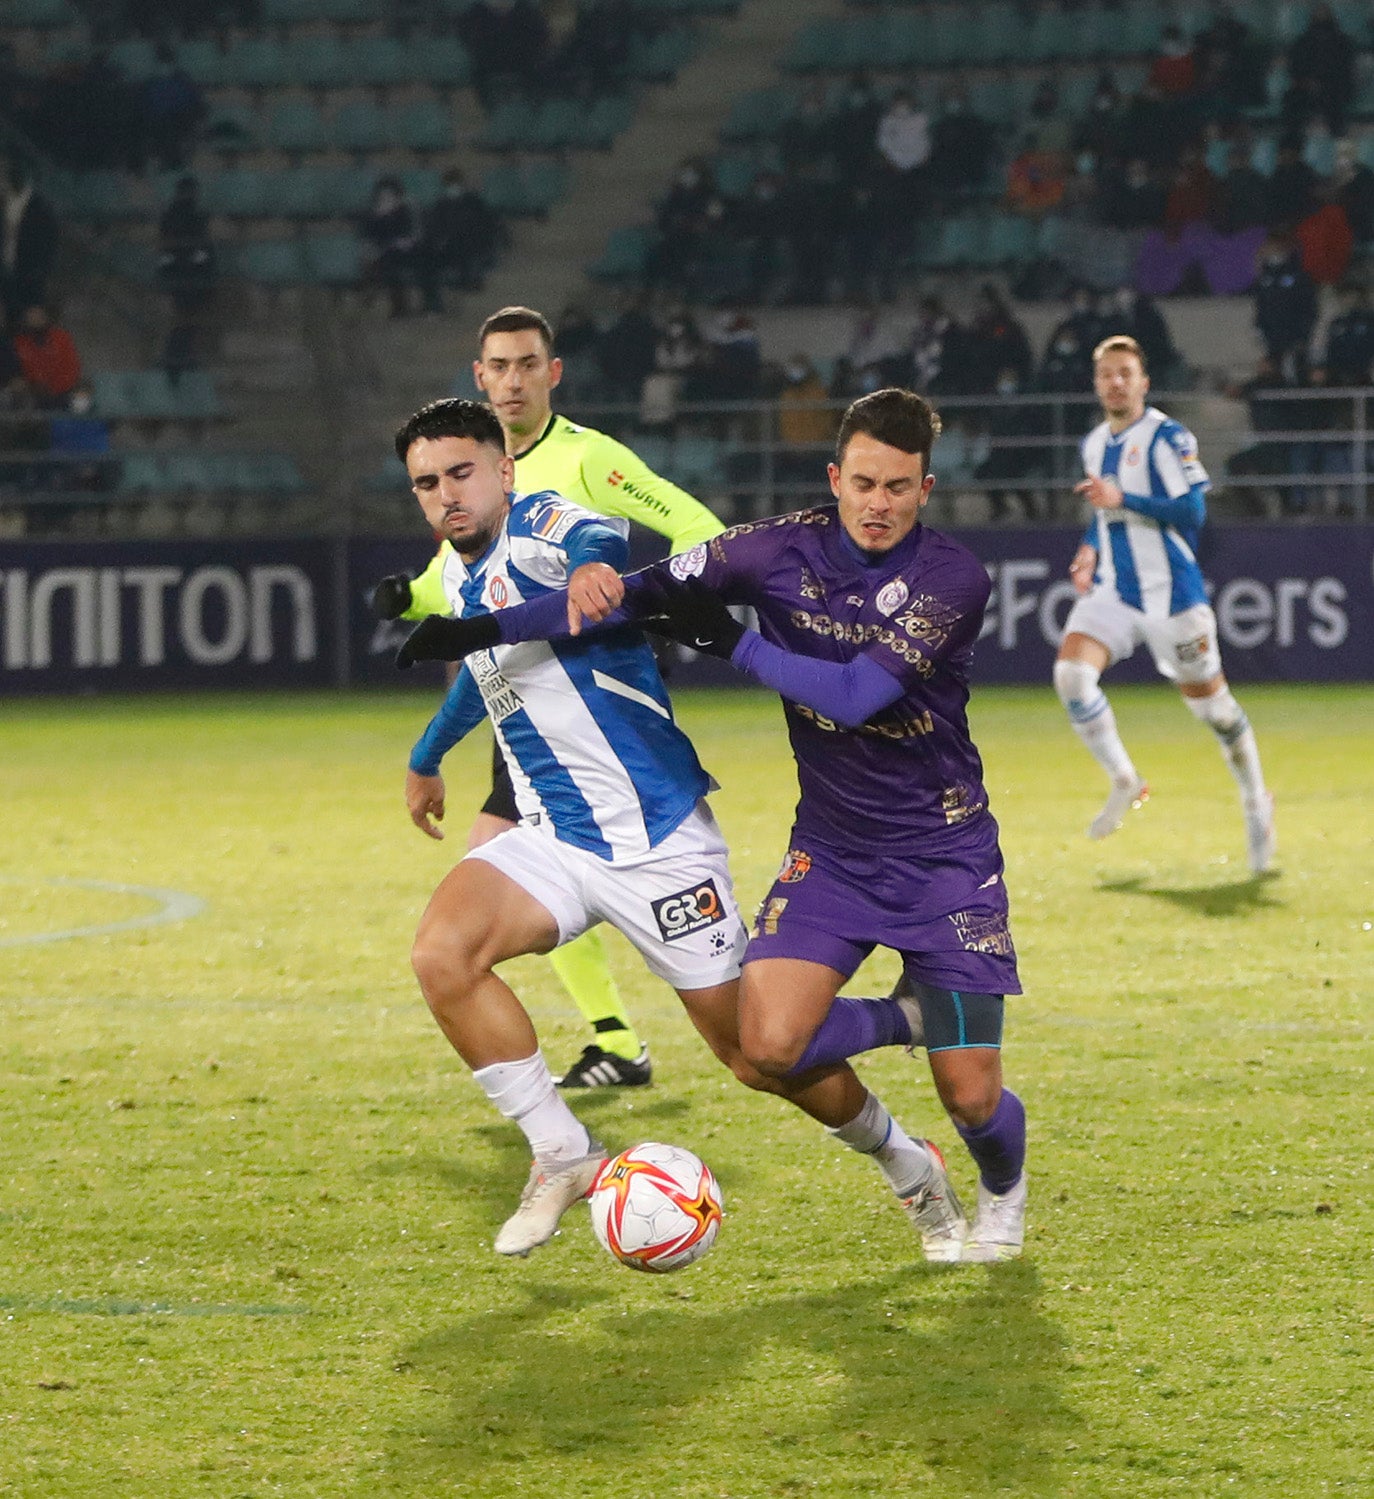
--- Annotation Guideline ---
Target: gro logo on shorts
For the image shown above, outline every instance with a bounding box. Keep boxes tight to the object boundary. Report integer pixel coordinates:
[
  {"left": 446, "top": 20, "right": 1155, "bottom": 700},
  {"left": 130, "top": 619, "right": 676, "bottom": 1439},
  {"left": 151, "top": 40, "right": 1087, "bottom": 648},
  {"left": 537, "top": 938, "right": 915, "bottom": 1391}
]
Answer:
[{"left": 652, "top": 878, "right": 725, "bottom": 942}]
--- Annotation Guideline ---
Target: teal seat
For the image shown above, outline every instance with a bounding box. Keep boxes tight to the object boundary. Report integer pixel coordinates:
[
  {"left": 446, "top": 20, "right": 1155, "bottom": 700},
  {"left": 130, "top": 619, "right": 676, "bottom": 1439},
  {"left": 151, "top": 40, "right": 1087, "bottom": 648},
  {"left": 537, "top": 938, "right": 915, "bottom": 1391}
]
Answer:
[
  {"left": 64, "top": 171, "right": 134, "bottom": 221},
  {"left": 234, "top": 239, "right": 306, "bottom": 285},
  {"left": 268, "top": 99, "right": 329, "bottom": 154},
  {"left": 1121, "top": 0, "right": 1164, "bottom": 55},
  {"left": 478, "top": 98, "right": 537, "bottom": 151},
  {"left": 925, "top": 5, "right": 976, "bottom": 67},
  {"left": 225, "top": 37, "right": 291, "bottom": 90},
  {"left": 1358, "top": 133, "right": 1374, "bottom": 171},
  {"left": 289, "top": 33, "right": 353, "bottom": 89},
  {"left": 237, "top": 453, "right": 305, "bottom": 493},
  {"left": 392, "top": 98, "right": 453, "bottom": 152},
  {"left": 104, "top": 240, "right": 159, "bottom": 284},
  {"left": 204, "top": 100, "right": 259, "bottom": 152},
  {"left": 175, "top": 39, "right": 234, "bottom": 88},
  {"left": 588, "top": 225, "right": 651, "bottom": 281},
  {"left": 118, "top": 452, "right": 166, "bottom": 492},
  {"left": 928, "top": 216, "right": 986, "bottom": 269},
  {"left": 531, "top": 98, "right": 580, "bottom": 150},
  {"left": 628, "top": 28, "right": 694, "bottom": 80},
  {"left": 398, "top": 167, "right": 441, "bottom": 205},
  {"left": 10, "top": 0, "right": 78, "bottom": 24},
  {"left": 273, "top": 166, "right": 331, "bottom": 217},
  {"left": 985, "top": 213, "right": 1036, "bottom": 266},
  {"left": 713, "top": 153, "right": 757, "bottom": 198},
  {"left": 631, "top": 433, "right": 672, "bottom": 475},
  {"left": 671, "top": 435, "right": 723, "bottom": 490},
  {"left": 722, "top": 88, "right": 783, "bottom": 142},
  {"left": 1025, "top": 4, "right": 1075, "bottom": 62},
  {"left": 350, "top": 35, "right": 411, "bottom": 88},
  {"left": 91, "top": 371, "right": 139, "bottom": 420},
  {"left": 882, "top": 11, "right": 926, "bottom": 67},
  {"left": 785, "top": 20, "right": 841, "bottom": 71},
  {"left": 333, "top": 99, "right": 389, "bottom": 152},
  {"left": 167, "top": 371, "right": 224, "bottom": 420},
  {"left": 203, "top": 168, "right": 274, "bottom": 218},
  {"left": 408, "top": 35, "right": 471, "bottom": 87},
  {"left": 304, "top": 233, "right": 363, "bottom": 286},
  {"left": 318, "top": 165, "right": 377, "bottom": 217},
  {"left": 163, "top": 452, "right": 216, "bottom": 491},
  {"left": 569, "top": 93, "right": 633, "bottom": 149},
  {"left": 109, "top": 38, "right": 157, "bottom": 77}
]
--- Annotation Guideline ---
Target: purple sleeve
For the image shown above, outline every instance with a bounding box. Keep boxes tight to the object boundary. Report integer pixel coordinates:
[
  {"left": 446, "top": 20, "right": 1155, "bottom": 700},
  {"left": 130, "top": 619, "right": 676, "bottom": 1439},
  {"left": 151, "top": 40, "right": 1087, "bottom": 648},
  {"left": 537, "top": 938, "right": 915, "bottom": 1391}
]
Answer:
[{"left": 730, "top": 633, "right": 905, "bottom": 727}]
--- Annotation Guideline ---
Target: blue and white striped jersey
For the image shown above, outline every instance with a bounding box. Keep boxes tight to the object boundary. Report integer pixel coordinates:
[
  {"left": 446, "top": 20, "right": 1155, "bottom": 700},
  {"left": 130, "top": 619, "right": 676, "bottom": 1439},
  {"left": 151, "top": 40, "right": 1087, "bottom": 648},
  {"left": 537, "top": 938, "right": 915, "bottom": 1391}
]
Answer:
[
  {"left": 411, "top": 489, "right": 709, "bottom": 862},
  {"left": 1081, "top": 406, "right": 1210, "bottom": 617}
]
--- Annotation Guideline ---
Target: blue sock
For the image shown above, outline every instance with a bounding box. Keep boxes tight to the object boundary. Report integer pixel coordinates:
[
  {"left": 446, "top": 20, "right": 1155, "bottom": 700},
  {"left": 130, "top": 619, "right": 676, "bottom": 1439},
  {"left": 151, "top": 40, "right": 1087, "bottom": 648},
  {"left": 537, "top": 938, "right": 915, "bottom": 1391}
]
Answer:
[
  {"left": 955, "top": 1088, "right": 1026, "bottom": 1195},
  {"left": 786, "top": 997, "right": 913, "bottom": 1076}
]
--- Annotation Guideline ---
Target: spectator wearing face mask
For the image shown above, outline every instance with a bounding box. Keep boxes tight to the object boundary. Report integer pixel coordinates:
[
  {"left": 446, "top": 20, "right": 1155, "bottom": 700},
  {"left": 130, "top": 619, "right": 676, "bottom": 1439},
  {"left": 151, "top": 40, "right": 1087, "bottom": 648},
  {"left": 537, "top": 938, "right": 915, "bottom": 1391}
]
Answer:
[
  {"left": 359, "top": 176, "right": 420, "bottom": 318},
  {"left": 777, "top": 354, "right": 835, "bottom": 446},
  {"left": 420, "top": 168, "right": 502, "bottom": 312}
]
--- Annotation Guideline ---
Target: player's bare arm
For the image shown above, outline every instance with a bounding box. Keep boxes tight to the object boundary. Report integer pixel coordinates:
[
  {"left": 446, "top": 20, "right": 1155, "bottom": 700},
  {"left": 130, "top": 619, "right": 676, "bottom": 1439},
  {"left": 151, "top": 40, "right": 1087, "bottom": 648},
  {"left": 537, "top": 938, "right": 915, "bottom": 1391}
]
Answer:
[
  {"left": 406, "top": 769, "right": 447, "bottom": 840},
  {"left": 566, "top": 562, "right": 625, "bottom": 635}
]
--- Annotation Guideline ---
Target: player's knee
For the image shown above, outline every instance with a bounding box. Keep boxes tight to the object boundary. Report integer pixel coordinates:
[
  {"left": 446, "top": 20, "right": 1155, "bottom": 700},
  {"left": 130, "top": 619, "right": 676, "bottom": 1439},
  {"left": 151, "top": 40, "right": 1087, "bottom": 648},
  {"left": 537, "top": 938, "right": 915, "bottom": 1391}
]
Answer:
[
  {"left": 738, "top": 1014, "right": 807, "bottom": 1079},
  {"left": 935, "top": 1065, "right": 1002, "bottom": 1129},
  {"left": 1053, "top": 657, "right": 1101, "bottom": 717},
  {"left": 410, "top": 922, "right": 484, "bottom": 1006}
]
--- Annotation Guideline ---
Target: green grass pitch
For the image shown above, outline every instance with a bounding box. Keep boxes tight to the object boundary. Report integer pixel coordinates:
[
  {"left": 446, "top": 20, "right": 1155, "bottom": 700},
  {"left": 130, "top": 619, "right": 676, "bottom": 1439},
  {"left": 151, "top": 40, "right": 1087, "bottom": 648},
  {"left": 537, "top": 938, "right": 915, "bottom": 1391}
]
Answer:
[{"left": 2, "top": 683, "right": 1370, "bottom": 1498}]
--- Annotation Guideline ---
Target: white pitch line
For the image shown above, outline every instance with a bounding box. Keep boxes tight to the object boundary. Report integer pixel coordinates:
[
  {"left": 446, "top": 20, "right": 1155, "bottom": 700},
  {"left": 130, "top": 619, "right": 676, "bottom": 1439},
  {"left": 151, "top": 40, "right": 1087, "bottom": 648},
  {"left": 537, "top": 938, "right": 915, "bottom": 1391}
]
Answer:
[{"left": 0, "top": 879, "right": 207, "bottom": 949}]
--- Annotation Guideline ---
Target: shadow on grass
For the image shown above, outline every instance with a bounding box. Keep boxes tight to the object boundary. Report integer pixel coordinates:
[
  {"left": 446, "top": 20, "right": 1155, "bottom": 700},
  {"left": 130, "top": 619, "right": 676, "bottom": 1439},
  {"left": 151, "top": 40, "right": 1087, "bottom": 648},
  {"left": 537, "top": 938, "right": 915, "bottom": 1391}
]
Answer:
[
  {"left": 1098, "top": 870, "right": 1284, "bottom": 919},
  {"left": 387, "top": 1261, "right": 1075, "bottom": 1494}
]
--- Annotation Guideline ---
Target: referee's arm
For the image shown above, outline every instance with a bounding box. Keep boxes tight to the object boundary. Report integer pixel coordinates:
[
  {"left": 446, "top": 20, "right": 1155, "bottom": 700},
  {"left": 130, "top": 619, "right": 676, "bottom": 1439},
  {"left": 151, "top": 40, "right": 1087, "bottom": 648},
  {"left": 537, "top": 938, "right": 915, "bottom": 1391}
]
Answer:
[{"left": 581, "top": 431, "right": 724, "bottom": 550}]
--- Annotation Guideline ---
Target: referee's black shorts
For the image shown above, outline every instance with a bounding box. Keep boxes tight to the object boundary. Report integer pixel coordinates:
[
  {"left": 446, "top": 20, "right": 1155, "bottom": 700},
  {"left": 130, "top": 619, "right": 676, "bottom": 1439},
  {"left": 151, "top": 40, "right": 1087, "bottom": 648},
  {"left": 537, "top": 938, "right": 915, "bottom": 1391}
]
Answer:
[{"left": 481, "top": 737, "right": 518, "bottom": 821}]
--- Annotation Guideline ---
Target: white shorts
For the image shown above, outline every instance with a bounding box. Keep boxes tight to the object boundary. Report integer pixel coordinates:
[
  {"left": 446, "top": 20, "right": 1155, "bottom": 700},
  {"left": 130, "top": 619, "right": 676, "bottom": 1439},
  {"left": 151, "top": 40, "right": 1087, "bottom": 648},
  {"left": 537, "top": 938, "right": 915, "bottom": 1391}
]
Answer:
[
  {"left": 1063, "top": 590, "right": 1222, "bottom": 684},
  {"left": 466, "top": 800, "right": 747, "bottom": 992}
]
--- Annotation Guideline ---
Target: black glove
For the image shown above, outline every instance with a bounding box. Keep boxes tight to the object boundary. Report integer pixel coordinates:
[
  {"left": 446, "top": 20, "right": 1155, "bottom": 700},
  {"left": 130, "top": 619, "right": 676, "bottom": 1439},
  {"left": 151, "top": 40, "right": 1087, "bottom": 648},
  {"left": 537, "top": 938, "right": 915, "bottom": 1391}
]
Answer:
[
  {"left": 395, "top": 613, "right": 501, "bottom": 669},
  {"left": 371, "top": 573, "right": 413, "bottom": 620},
  {"left": 652, "top": 575, "right": 746, "bottom": 660}
]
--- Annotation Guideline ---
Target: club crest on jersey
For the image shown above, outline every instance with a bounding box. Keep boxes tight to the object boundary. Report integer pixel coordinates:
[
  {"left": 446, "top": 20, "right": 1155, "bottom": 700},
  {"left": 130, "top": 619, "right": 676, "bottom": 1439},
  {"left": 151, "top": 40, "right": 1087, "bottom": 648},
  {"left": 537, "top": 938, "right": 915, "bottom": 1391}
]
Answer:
[
  {"left": 669, "top": 543, "right": 708, "bottom": 581},
  {"left": 652, "top": 878, "right": 726, "bottom": 942},
  {"left": 777, "top": 849, "right": 812, "bottom": 884},
  {"left": 489, "top": 576, "right": 509, "bottom": 608},
  {"left": 1126, "top": 446, "right": 1141, "bottom": 466},
  {"left": 876, "top": 579, "right": 909, "bottom": 616}
]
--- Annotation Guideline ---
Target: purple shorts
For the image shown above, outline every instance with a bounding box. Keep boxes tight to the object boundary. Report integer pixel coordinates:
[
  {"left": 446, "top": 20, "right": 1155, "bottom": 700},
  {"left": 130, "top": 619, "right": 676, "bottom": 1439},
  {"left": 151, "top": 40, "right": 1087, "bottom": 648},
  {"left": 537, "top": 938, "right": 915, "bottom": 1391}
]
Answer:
[{"left": 745, "top": 838, "right": 1022, "bottom": 996}]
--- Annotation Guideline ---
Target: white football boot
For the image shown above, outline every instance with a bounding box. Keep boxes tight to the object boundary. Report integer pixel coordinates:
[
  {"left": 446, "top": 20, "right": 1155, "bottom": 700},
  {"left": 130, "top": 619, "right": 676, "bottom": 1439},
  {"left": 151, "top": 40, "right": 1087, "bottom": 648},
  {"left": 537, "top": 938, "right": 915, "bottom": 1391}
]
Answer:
[
  {"left": 1088, "top": 774, "right": 1149, "bottom": 840},
  {"left": 961, "top": 1173, "right": 1028, "bottom": 1263},
  {"left": 900, "top": 1141, "right": 967, "bottom": 1263},
  {"left": 494, "top": 1144, "right": 607, "bottom": 1257}
]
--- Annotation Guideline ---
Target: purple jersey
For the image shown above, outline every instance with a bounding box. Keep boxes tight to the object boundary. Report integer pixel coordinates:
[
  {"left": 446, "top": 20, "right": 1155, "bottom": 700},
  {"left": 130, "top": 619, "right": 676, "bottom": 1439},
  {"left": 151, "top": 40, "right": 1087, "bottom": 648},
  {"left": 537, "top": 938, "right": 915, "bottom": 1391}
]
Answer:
[{"left": 632, "top": 507, "right": 1003, "bottom": 921}]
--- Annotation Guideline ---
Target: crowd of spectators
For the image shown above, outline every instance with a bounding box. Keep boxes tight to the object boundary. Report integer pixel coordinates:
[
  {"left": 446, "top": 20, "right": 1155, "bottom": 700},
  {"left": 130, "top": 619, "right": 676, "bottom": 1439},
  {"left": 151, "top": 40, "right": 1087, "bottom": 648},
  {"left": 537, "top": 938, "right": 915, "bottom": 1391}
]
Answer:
[{"left": 640, "top": 4, "right": 1374, "bottom": 307}]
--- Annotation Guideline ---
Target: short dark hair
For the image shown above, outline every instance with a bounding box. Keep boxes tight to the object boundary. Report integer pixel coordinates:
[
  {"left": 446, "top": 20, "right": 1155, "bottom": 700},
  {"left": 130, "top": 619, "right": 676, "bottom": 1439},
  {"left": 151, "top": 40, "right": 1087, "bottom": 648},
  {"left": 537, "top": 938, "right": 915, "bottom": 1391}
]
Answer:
[
  {"left": 1092, "top": 334, "right": 1148, "bottom": 372},
  {"left": 836, "top": 387, "right": 942, "bottom": 471},
  {"left": 394, "top": 398, "right": 504, "bottom": 462},
  {"left": 478, "top": 305, "right": 554, "bottom": 356}
]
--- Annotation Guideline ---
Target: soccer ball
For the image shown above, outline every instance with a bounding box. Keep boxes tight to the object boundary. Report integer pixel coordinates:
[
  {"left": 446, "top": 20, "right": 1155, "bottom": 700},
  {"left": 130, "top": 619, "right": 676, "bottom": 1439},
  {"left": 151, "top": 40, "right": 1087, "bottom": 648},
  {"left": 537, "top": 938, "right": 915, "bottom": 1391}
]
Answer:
[{"left": 588, "top": 1142, "right": 723, "bottom": 1273}]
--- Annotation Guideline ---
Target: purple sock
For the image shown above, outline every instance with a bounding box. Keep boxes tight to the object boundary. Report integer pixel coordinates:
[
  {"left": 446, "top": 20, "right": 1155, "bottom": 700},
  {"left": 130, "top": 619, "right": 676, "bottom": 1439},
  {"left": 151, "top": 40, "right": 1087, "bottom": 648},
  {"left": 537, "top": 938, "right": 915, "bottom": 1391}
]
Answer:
[
  {"left": 955, "top": 1089, "right": 1026, "bottom": 1195},
  {"left": 786, "top": 997, "right": 913, "bottom": 1076}
]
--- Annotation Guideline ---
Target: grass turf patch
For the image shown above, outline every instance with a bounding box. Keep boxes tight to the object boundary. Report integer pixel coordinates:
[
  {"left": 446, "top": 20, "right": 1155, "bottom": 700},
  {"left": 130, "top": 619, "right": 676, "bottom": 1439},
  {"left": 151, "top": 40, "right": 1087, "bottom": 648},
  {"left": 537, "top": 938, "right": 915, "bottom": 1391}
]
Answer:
[{"left": 1, "top": 685, "right": 1370, "bottom": 1497}]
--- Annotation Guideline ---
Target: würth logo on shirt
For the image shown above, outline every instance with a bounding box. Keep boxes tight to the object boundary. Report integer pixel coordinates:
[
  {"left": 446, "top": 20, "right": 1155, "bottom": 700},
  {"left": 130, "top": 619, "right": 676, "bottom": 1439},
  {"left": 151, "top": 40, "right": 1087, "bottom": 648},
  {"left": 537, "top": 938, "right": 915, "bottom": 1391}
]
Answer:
[{"left": 607, "top": 469, "right": 624, "bottom": 485}]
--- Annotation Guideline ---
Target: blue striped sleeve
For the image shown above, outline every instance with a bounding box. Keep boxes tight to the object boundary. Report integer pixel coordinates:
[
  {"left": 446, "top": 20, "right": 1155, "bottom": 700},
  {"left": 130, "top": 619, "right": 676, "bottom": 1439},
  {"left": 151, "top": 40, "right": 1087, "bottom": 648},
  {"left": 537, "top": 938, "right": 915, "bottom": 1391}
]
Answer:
[{"left": 409, "top": 665, "right": 488, "bottom": 775}]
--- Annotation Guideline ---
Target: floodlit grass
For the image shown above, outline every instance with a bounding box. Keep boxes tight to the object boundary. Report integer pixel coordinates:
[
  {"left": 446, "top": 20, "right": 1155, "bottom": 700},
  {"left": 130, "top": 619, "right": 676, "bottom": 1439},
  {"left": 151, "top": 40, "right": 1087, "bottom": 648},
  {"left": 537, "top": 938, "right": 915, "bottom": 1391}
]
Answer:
[{"left": 1, "top": 684, "right": 1371, "bottom": 1497}]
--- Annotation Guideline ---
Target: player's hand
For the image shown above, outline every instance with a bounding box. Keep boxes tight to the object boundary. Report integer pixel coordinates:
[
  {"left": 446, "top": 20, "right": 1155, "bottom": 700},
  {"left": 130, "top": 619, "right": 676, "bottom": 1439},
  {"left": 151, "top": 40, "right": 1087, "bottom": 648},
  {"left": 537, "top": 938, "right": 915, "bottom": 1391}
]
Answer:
[
  {"left": 371, "top": 573, "right": 413, "bottom": 620},
  {"left": 567, "top": 562, "right": 624, "bottom": 635},
  {"left": 395, "top": 613, "right": 500, "bottom": 668},
  {"left": 406, "top": 770, "right": 446, "bottom": 839},
  {"left": 654, "top": 576, "right": 745, "bottom": 659},
  {"left": 1074, "top": 475, "right": 1124, "bottom": 510},
  {"left": 1069, "top": 544, "right": 1097, "bottom": 595}
]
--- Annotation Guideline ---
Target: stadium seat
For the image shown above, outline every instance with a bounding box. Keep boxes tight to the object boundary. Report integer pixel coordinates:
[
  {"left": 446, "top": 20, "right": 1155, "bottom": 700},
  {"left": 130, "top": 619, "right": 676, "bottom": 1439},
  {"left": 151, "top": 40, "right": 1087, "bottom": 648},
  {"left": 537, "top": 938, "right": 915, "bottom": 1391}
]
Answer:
[
  {"left": 349, "top": 35, "right": 412, "bottom": 88},
  {"left": 569, "top": 94, "right": 634, "bottom": 149},
  {"left": 532, "top": 98, "right": 581, "bottom": 150},
  {"left": 671, "top": 435, "right": 723, "bottom": 491},
  {"left": 407, "top": 35, "right": 472, "bottom": 88},
  {"left": 117, "top": 452, "right": 166, "bottom": 493},
  {"left": 288, "top": 33, "right": 353, "bottom": 89},
  {"left": 9, "top": 0, "right": 78, "bottom": 24},
  {"left": 589, "top": 225, "right": 652, "bottom": 281},
  {"left": 392, "top": 98, "right": 454, "bottom": 152},
  {"left": 333, "top": 99, "right": 389, "bottom": 152},
  {"left": 204, "top": 100, "right": 261, "bottom": 153},
  {"left": 224, "top": 36, "right": 292, "bottom": 90},
  {"left": 166, "top": 371, "right": 224, "bottom": 421},
  {"left": 163, "top": 451, "right": 217, "bottom": 491},
  {"left": 232, "top": 239, "right": 307, "bottom": 285},
  {"left": 91, "top": 371, "right": 140, "bottom": 420},
  {"left": 109, "top": 38, "right": 158, "bottom": 77},
  {"left": 267, "top": 98, "right": 331, "bottom": 155},
  {"left": 304, "top": 233, "right": 364, "bottom": 287},
  {"left": 398, "top": 167, "right": 442, "bottom": 205},
  {"left": 478, "top": 98, "right": 539, "bottom": 152},
  {"left": 202, "top": 168, "right": 275, "bottom": 219},
  {"left": 985, "top": 212, "right": 1037, "bottom": 266},
  {"left": 175, "top": 39, "right": 235, "bottom": 89}
]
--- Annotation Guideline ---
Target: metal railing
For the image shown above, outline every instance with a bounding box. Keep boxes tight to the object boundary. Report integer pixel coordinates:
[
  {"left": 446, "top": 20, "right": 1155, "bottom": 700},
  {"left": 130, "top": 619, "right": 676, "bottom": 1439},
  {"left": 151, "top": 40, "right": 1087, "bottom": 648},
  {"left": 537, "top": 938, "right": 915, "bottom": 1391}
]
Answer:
[{"left": 4, "top": 386, "right": 1372, "bottom": 535}]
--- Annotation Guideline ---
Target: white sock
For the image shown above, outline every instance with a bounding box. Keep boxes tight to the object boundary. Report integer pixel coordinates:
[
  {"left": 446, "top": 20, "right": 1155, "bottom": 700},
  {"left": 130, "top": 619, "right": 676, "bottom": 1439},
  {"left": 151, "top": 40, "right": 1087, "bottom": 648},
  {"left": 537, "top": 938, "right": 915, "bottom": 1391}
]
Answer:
[
  {"left": 829, "top": 1089, "right": 935, "bottom": 1199},
  {"left": 472, "top": 1051, "right": 592, "bottom": 1165},
  {"left": 1185, "top": 688, "right": 1267, "bottom": 808},
  {"left": 1054, "top": 658, "right": 1138, "bottom": 783}
]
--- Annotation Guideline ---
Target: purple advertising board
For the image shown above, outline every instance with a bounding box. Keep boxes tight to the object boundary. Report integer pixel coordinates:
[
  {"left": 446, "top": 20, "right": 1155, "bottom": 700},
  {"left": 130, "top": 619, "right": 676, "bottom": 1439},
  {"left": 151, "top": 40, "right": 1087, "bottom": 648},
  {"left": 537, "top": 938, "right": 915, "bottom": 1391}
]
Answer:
[
  {"left": 0, "top": 539, "right": 336, "bottom": 693},
  {"left": 3, "top": 526, "right": 1369, "bottom": 694}
]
